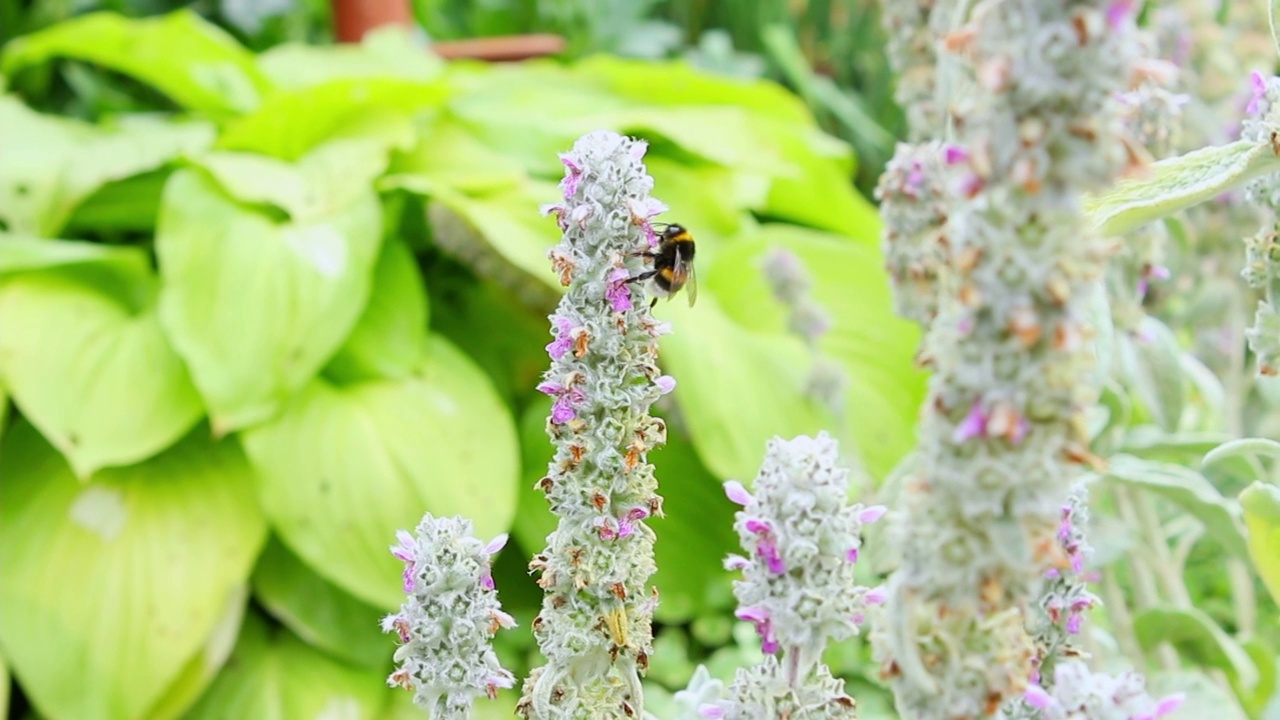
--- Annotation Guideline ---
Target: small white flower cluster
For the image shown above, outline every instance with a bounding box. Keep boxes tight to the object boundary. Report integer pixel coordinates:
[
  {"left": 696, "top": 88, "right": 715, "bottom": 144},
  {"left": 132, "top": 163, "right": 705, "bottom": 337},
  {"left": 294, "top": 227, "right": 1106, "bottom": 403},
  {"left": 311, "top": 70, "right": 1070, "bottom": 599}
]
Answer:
[
  {"left": 697, "top": 433, "right": 885, "bottom": 719},
  {"left": 1003, "top": 659, "right": 1184, "bottom": 720},
  {"left": 882, "top": 0, "right": 946, "bottom": 140},
  {"left": 383, "top": 513, "right": 515, "bottom": 719},
  {"left": 522, "top": 130, "right": 673, "bottom": 719}
]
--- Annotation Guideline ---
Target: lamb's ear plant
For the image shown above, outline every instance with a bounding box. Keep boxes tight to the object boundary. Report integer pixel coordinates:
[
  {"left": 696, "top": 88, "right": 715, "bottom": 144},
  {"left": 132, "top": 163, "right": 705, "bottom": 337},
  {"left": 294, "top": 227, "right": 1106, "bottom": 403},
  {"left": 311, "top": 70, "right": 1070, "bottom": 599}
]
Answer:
[
  {"left": 872, "top": 0, "right": 1158, "bottom": 717},
  {"left": 518, "top": 129, "right": 674, "bottom": 720}
]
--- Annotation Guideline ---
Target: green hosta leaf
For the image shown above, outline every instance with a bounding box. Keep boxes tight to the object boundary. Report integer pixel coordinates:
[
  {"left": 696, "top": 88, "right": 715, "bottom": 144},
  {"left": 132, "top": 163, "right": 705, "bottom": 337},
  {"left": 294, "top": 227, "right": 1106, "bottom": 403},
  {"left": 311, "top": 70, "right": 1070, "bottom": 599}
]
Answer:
[
  {"left": 1085, "top": 139, "right": 1280, "bottom": 237},
  {"left": 144, "top": 584, "right": 248, "bottom": 720},
  {"left": 0, "top": 421, "right": 267, "bottom": 720},
  {"left": 1134, "top": 606, "right": 1260, "bottom": 691},
  {"left": 762, "top": 125, "right": 880, "bottom": 238},
  {"left": 251, "top": 537, "right": 389, "bottom": 669},
  {"left": 0, "top": 654, "right": 8, "bottom": 719},
  {"left": 1116, "top": 316, "right": 1185, "bottom": 432},
  {"left": 63, "top": 171, "right": 170, "bottom": 234},
  {"left": 514, "top": 398, "right": 737, "bottom": 624},
  {"left": 324, "top": 238, "right": 429, "bottom": 383},
  {"left": 217, "top": 77, "right": 447, "bottom": 161},
  {"left": 257, "top": 25, "right": 442, "bottom": 90},
  {"left": 700, "top": 225, "right": 926, "bottom": 480},
  {"left": 190, "top": 137, "right": 391, "bottom": 221},
  {"left": 658, "top": 295, "right": 831, "bottom": 482},
  {"left": 0, "top": 96, "right": 214, "bottom": 236},
  {"left": 0, "top": 10, "right": 269, "bottom": 116},
  {"left": 572, "top": 55, "right": 815, "bottom": 126},
  {"left": 155, "top": 167, "right": 382, "bottom": 433},
  {"left": 445, "top": 62, "right": 626, "bottom": 177},
  {"left": 185, "top": 611, "right": 388, "bottom": 720},
  {"left": 0, "top": 234, "right": 150, "bottom": 278},
  {"left": 0, "top": 261, "right": 203, "bottom": 477},
  {"left": 241, "top": 335, "right": 519, "bottom": 610},
  {"left": 646, "top": 158, "right": 748, "bottom": 247},
  {"left": 384, "top": 114, "right": 528, "bottom": 195},
  {"left": 1105, "top": 454, "right": 1248, "bottom": 557},
  {"left": 1239, "top": 481, "right": 1280, "bottom": 606}
]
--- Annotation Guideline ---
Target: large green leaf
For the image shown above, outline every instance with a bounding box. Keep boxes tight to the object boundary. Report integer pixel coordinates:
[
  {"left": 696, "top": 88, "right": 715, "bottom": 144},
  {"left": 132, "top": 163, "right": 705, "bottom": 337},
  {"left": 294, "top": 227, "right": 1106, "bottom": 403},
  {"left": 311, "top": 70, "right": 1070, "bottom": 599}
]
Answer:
[
  {"left": 185, "top": 611, "right": 388, "bottom": 720},
  {"left": 155, "top": 166, "right": 382, "bottom": 433},
  {"left": 0, "top": 96, "right": 214, "bottom": 236},
  {"left": 251, "top": 537, "right": 390, "bottom": 669},
  {"left": 189, "top": 137, "right": 391, "bottom": 222},
  {"left": 690, "top": 225, "right": 925, "bottom": 480},
  {"left": 217, "top": 77, "right": 447, "bottom": 161},
  {"left": 0, "top": 259, "right": 203, "bottom": 477},
  {"left": 658, "top": 294, "right": 832, "bottom": 482},
  {"left": 384, "top": 113, "right": 528, "bottom": 195},
  {"left": 324, "top": 237, "right": 429, "bottom": 383},
  {"left": 0, "top": 10, "right": 269, "bottom": 116},
  {"left": 241, "top": 335, "right": 519, "bottom": 609},
  {"left": 257, "top": 25, "right": 442, "bottom": 90},
  {"left": 0, "top": 234, "right": 150, "bottom": 278},
  {"left": 1239, "top": 482, "right": 1280, "bottom": 606},
  {"left": 0, "top": 421, "right": 267, "bottom": 720},
  {"left": 1134, "top": 606, "right": 1260, "bottom": 692},
  {"left": 1105, "top": 454, "right": 1248, "bottom": 557},
  {"left": 514, "top": 398, "right": 738, "bottom": 624},
  {"left": 1116, "top": 316, "right": 1185, "bottom": 432}
]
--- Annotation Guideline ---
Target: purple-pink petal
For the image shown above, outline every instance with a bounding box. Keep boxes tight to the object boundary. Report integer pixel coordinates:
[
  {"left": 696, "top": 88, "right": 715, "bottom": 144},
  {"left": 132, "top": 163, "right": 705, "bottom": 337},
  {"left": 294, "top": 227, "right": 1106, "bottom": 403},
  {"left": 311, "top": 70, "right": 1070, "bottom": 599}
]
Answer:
[
  {"left": 1249, "top": 70, "right": 1268, "bottom": 115},
  {"left": 865, "top": 585, "right": 888, "bottom": 605},
  {"left": 551, "top": 396, "right": 576, "bottom": 424},
  {"left": 952, "top": 402, "right": 987, "bottom": 443},
  {"left": 698, "top": 704, "right": 726, "bottom": 719},
  {"left": 1066, "top": 613, "right": 1082, "bottom": 634},
  {"left": 537, "top": 381, "right": 564, "bottom": 397},
  {"left": 391, "top": 530, "right": 415, "bottom": 562},
  {"left": 485, "top": 533, "right": 509, "bottom": 556},
  {"left": 546, "top": 317, "right": 574, "bottom": 360},
  {"left": 606, "top": 267, "right": 633, "bottom": 312},
  {"left": 724, "top": 554, "right": 750, "bottom": 570},
  {"left": 943, "top": 144, "right": 970, "bottom": 165},
  {"left": 1024, "top": 685, "right": 1052, "bottom": 710},
  {"left": 744, "top": 518, "right": 771, "bottom": 534},
  {"left": 757, "top": 539, "right": 786, "bottom": 574},
  {"left": 845, "top": 547, "right": 860, "bottom": 564},
  {"left": 480, "top": 569, "right": 495, "bottom": 591},
  {"left": 859, "top": 505, "right": 888, "bottom": 523},
  {"left": 402, "top": 565, "right": 415, "bottom": 594},
  {"left": 723, "top": 480, "right": 753, "bottom": 506},
  {"left": 1154, "top": 693, "right": 1187, "bottom": 717},
  {"left": 1105, "top": 0, "right": 1135, "bottom": 29},
  {"left": 655, "top": 375, "right": 677, "bottom": 394},
  {"left": 735, "top": 606, "right": 768, "bottom": 624}
]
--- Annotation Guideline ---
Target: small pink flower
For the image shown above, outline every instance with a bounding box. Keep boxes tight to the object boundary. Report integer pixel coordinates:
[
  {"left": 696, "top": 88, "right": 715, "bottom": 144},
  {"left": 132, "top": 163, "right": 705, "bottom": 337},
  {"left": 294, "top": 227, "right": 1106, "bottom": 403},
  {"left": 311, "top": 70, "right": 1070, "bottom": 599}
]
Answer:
[
  {"left": 1066, "top": 613, "right": 1083, "bottom": 634},
  {"left": 724, "top": 554, "right": 750, "bottom": 570},
  {"left": 1154, "top": 693, "right": 1187, "bottom": 718},
  {"left": 546, "top": 316, "right": 574, "bottom": 360},
  {"left": 698, "top": 704, "right": 726, "bottom": 719},
  {"left": 744, "top": 518, "right": 770, "bottom": 534},
  {"left": 537, "top": 381, "right": 586, "bottom": 424},
  {"left": 485, "top": 533, "right": 509, "bottom": 556},
  {"left": 595, "top": 517, "right": 619, "bottom": 541},
  {"left": 492, "top": 609, "right": 517, "bottom": 630},
  {"left": 864, "top": 585, "right": 888, "bottom": 605},
  {"left": 655, "top": 375, "right": 677, "bottom": 394},
  {"left": 757, "top": 538, "right": 785, "bottom": 574},
  {"left": 845, "top": 547, "right": 859, "bottom": 564},
  {"left": 390, "top": 530, "right": 415, "bottom": 562},
  {"left": 723, "top": 480, "right": 753, "bottom": 506},
  {"left": 606, "top": 267, "right": 633, "bottom": 312}
]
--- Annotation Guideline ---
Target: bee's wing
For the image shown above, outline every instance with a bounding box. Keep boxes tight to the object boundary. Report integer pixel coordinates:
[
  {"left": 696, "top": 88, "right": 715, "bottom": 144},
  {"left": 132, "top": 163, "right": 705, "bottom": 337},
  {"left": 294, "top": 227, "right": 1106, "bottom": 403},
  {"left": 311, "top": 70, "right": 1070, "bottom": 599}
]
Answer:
[{"left": 679, "top": 256, "right": 697, "bottom": 307}]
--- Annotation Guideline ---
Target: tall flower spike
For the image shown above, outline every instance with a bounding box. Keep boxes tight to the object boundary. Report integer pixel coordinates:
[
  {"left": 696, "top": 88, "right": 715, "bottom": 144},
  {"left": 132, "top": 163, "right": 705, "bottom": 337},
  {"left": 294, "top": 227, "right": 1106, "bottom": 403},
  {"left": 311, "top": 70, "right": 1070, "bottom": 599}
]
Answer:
[
  {"left": 700, "top": 433, "right": 884, "bottom": 719},
  {"left": 382, "top": 514, "right": 515, "bottom": 719},
  {"left": 1002, "top": 659, "right": 1185, "bottom": 720},
  {"left": 872, "top": 2, "right": 1146, "bottom": 717},
  {"left": 518, "top": 131, "right": 670, "bottom": 720}
]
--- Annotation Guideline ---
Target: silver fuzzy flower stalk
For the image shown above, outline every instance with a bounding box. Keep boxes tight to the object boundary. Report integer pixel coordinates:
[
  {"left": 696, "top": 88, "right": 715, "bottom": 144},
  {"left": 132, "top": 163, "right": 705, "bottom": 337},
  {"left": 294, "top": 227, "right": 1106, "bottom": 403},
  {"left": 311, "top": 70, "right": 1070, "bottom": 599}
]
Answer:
[
  {"left": 760, "top": 248, "right": 848, "bottom": 417},
  {"left": 873, "top": 1, "right": 1145, "bottom": 717},
  {"left": 383, "top": 513, "right": 516, "bottom": 718},
  {"left": 877, "top": 141, "right": 954, "bottom": 326},
  {"left": 520, "top": 130, "right": 674, "bottom": 720},
  {"left": 1011, "top": 660, "right": 1184, "bottom": 720},
  {"left": 697, "top": 432, "right": 887, "bottom": 720},
  {"left": 1239, "top": 71, "right": 1280, "bottom": 377},
  {"left": 882, "top": 0, "right": 947, "bottom": 141}
]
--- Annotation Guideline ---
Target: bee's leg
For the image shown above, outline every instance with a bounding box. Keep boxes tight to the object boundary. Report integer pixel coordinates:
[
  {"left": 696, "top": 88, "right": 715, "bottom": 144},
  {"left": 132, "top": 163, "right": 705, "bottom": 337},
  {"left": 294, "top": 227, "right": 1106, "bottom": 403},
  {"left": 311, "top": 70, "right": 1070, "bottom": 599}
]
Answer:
[
  {"left": 627, "top": 270, "right": 657, "bottom": 284},
  {"left": 649, "top": 297, "right": 659, "bottom": 310}
]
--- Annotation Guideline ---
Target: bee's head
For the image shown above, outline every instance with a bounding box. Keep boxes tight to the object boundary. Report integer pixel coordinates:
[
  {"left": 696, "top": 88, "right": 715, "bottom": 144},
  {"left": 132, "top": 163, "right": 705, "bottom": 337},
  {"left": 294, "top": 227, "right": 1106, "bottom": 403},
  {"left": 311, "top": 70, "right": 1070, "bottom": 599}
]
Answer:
[{"left": 663, "top": 224, "right": 687, "bottom": 240}]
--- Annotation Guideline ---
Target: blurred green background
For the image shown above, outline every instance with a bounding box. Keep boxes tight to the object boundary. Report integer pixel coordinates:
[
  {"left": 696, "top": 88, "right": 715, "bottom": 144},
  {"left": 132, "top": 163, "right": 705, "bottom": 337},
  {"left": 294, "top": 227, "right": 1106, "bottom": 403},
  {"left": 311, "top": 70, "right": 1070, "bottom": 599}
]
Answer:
[{"left": 1, "top": 1, "right": 1279, "bottom": 719}]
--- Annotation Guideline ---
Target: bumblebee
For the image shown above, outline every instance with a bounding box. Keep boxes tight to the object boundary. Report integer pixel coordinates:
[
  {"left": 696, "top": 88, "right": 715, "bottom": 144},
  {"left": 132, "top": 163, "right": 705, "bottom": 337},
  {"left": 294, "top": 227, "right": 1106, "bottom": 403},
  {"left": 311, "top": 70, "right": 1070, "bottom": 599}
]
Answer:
[{"left": 631, "top": 223, "right": 697, "bottom": 310}]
